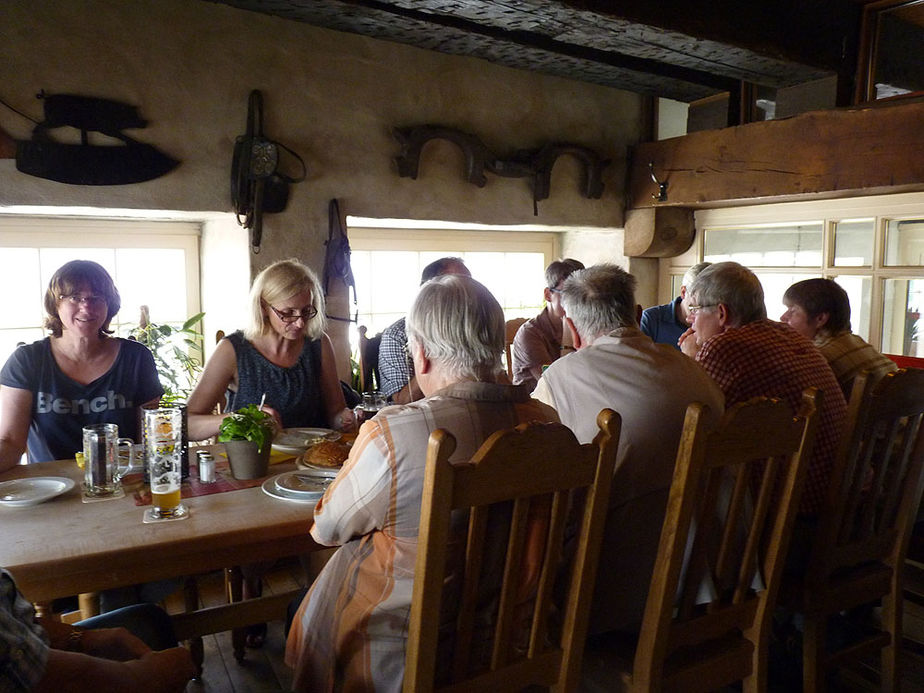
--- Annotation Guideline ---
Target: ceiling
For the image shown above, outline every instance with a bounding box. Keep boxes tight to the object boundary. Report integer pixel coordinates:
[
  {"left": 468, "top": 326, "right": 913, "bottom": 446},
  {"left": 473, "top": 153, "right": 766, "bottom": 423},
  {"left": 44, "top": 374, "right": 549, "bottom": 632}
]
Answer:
[{"left": 203, "top": 0, "right": 866, "bottom": 103}]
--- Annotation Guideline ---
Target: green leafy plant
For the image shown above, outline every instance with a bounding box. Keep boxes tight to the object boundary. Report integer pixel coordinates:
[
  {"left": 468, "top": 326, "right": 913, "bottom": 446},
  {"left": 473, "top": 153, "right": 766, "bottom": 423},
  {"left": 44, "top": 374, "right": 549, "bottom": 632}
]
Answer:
[
  {"left": 128, "top": 306, "right": 205, "bottom": 404},
  {"left": 218, "top": 404, "right": 275, "bottom": 453}
]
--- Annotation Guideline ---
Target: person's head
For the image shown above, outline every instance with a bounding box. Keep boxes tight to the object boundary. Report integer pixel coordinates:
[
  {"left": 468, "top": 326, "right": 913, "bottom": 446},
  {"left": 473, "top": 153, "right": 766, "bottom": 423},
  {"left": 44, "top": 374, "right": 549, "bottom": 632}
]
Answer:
[
  {"left": 678, "top": 262, "right": 712, "bottom": 315},
  {"left": 686, "top": 261, "right": 766, "bottom": 344},
  {"left": 543, "top": 258, "right": 585, "bottom": 319},
  {"left": 559, "top": 264, "right": 637, "bottom": 345},
  {"left": 420, "top": 256, "right": 470, "bottom": 285},
  {"left": 246, "top": 259, "right": 326, "bottom": 341},
  {"left": 44, "top": 260, "right": 121, "bottom": 338},
  {"left": 781, "top": 278, "right": 851, "bottom": 340},
  {"left": 406, "top": 274, "right": 504, "bottom": 388}
]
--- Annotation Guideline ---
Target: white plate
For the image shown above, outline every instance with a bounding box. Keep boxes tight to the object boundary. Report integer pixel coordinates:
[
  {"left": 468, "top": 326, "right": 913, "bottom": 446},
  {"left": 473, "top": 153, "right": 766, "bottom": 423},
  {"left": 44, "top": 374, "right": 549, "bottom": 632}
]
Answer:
[
  {"left": 261, "top": 474, "right": 325, "bottom": 503},
  {"left": 274, "top": 470, "right": 335, "bottom": 497},
  {"left": 0, "top": 477, "right": 76, "bottom": 508},
  {"left": 271, "top": 427, "right": 341, "bottom": 455}
]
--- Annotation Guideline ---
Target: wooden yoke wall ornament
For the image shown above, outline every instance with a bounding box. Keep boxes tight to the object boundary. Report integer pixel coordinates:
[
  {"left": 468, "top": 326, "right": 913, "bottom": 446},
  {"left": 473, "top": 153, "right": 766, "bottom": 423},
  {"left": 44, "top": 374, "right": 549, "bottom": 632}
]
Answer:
[
  {"left": 393, "top": 125, "right": 609, "bottom": 215},
  {"left": 231, "top": 90, "right": 306, "bottom": 253}
]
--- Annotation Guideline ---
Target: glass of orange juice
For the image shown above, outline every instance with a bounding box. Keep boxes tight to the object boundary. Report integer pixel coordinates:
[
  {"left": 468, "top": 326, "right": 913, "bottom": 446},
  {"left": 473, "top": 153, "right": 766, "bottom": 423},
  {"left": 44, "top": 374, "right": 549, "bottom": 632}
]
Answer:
[{"left": 143, "top": 407, "right": 188, "bottom": 520}]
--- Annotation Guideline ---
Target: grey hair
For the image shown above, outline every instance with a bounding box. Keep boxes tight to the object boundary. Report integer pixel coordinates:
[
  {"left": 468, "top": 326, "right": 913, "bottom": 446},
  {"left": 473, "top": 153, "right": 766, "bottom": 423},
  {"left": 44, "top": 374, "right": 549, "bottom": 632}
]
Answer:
[
  {"left": 245, "top": 259, "right": 326, "bottom": 340},
  {"left": 681, "top": 261, "right": 711, "bottom": 289},
  {"left": 687, "top": 261, "right": 766, "bottom": 325},
  {"left": 406, "top": 274, "right": 504, "bottom": 381},
  {"left": 545, "top": 258, "right": 585, "bottom": 290},
  {"left": 560, "top": 264, "right": 637, "bottom": 341}
]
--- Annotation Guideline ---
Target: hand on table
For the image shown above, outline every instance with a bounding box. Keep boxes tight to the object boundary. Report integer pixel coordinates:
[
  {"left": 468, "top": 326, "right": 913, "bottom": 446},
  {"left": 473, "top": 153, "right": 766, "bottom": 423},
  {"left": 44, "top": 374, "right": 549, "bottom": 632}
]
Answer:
[{"left": 334, "top": 407, "right": 357, "bottom": 431}]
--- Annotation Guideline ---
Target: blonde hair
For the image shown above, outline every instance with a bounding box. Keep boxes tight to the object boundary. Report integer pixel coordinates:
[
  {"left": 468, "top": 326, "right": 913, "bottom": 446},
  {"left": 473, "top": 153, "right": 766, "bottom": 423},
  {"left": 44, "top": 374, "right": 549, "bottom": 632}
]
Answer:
[{"left": 245, "top": 259, "right": 326, "bottom": 340}]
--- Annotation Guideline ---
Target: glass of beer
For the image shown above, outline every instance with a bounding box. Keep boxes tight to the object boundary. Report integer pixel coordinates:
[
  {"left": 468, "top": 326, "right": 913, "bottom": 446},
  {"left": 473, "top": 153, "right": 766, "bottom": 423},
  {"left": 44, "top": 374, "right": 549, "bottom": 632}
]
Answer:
[
  {"left": 353, "top": 391, "right": 387, "bottom": 425},
  {"left": 144, "top": 407, "right": 188, "bottom": 519}
]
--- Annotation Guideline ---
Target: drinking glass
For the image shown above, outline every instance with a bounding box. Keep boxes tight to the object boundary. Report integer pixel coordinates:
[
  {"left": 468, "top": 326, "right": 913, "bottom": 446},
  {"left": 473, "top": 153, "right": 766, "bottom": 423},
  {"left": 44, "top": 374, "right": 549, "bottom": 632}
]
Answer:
[
  {"left": 82, "top": 424, "right": 133, "bottom": 497},
  {"left": 144, "top": 407, "right": 188, "bottom": 519},
  {"left": 354, "top": 391, "right": 387, "bottom": 424}
]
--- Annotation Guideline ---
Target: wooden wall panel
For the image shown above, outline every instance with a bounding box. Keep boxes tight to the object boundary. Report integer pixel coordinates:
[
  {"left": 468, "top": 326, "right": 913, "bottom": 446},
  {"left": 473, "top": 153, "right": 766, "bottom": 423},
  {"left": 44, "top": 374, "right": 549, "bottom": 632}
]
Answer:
[{"left": 628, "top": 100, "right": 924, "bottom": 209}]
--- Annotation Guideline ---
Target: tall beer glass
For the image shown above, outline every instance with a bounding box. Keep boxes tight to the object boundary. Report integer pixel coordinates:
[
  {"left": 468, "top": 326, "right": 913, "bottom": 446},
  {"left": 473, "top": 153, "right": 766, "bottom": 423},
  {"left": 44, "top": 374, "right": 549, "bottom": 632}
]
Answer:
[{"left": 144, "top": 407, "right": 188, "bottom": 519}]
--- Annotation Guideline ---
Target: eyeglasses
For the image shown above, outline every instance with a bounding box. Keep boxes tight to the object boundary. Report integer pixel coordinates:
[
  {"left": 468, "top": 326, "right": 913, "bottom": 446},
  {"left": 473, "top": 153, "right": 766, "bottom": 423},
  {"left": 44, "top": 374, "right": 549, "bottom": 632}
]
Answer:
[
  {"left": 270, "top": 304, "right": 318, "bottom": 323},
  {"left": 59, "top": 293, "right": 106, "bottom": 307},
  {"left": 687, "top": 304, "right": 717, "bottom": 316}
]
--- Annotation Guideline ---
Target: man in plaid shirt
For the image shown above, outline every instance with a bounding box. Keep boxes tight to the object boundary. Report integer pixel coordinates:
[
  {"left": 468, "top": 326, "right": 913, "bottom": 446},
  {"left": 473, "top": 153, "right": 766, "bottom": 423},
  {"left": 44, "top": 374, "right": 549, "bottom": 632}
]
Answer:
[{"left": 679, "top": 261, "right": 847, "bottom": 516}]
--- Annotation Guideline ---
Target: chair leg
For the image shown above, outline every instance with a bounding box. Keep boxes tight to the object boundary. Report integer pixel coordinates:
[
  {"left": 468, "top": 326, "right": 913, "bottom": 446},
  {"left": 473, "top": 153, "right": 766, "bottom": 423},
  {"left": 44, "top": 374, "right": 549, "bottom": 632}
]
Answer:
[
  {"left": 881, "top": 591, "right": 901, "bottom": 693},
  {"left": 803, "top": 614, "right": 827, "bottom": 693},
  {"left": 225, "top": 566, "right": 246, "bottom": 662},
  {"left": 183, "top": 577, "right": 204, "bottom": 678}
]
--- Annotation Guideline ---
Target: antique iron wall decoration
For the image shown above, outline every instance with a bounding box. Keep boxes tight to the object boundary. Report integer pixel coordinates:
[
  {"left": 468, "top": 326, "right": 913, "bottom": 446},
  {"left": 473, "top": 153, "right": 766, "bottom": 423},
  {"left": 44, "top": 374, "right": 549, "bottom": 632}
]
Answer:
[
  {"left": 0, "top": 91, "right": 179, "bottom": 185},
  {"left": 394, "top": 125, "right": 609, "bottom": 215},
  {"left": 231, "top": 90, "right": 306, "bottom": 253}
]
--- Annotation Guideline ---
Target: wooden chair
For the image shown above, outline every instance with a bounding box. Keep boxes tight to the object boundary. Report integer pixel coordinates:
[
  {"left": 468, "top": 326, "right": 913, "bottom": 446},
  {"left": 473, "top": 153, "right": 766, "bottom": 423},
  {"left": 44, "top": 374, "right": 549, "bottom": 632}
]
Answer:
[
  {"left": 404, "top": 409, "right": 621, "bottom": 692},
  {"left": 504, "top": 317, "right": 527, "bottom": 380},
  {"left": 358, "top": 324, "right": 383, "bottom": 393},
  {"left": 598, "top": 391, "right": 818, "bottom": 692},
  {"left": 783, "top": 368, "right": 924, "bottom": 691}
]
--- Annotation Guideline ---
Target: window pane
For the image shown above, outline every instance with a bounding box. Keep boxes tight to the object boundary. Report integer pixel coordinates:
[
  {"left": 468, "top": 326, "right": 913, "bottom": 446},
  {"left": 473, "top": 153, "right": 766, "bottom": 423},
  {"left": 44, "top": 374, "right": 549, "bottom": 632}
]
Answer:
[
  {"left": 704, "top": 223, "right": 823, "bottom": 267},
  {"left": 881, "top": 278, "right": 924, "bottom": 356},
  {"left": 833, "top": 218, "right": 875, "bottom": 267},
  {"left": 884, "top": 218, "right": 924, "bottom": 266},
  {"left": 756, "top": 272, "right": 820, "bottom": 321},
  {"left": 116, "top": 248, "right": 188, "bottom": 326},
  {"left": 0, "top": 249, "right": 43, "bottom": 328},
  {"left": 833, "top": 275, "right": 873, "bottom": 340}
]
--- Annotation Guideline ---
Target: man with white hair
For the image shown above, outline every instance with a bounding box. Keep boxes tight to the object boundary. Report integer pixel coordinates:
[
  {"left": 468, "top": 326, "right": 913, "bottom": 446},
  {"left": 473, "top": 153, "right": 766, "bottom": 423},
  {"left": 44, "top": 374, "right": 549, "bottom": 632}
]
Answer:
[
  {"left": 680, "top": 261, "right": 847, "bottom": 516},
  {"left": 532, "top": 263, "right": 724, "bottom": 636},
  {"left": 640, "top": 261, "right": 711, "bottom": 349},
  {"left": 287, "top": 274, "right": 557, "bottom": 691}
]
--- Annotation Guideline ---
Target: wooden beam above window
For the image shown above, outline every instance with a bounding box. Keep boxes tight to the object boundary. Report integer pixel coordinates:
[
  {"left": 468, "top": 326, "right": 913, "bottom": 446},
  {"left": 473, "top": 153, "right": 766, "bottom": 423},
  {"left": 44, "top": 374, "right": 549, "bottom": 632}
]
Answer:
[{"left": 627, "top": 100, "right": 924, "bottom": 209}]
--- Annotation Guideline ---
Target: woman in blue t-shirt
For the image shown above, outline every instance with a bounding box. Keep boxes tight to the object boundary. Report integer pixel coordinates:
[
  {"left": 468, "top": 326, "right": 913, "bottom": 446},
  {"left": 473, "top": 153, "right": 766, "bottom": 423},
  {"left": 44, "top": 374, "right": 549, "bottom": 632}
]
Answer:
[{"left": 0, "top": 260, "right": 163, "bottom": 471}]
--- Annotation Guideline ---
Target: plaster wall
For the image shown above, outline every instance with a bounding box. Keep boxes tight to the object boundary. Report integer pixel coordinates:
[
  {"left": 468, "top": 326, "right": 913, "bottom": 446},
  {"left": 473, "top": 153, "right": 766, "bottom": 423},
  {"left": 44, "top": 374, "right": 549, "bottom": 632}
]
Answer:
[{"left": 0, "top": 0, "right": 645, "bottom": 375}]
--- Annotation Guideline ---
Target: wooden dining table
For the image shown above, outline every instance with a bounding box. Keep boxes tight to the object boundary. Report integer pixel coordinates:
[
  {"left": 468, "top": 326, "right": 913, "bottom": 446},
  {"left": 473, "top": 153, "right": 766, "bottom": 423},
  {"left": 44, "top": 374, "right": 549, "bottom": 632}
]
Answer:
[{"left": 0, "top": 444, "right": 324, "bottom": 668}]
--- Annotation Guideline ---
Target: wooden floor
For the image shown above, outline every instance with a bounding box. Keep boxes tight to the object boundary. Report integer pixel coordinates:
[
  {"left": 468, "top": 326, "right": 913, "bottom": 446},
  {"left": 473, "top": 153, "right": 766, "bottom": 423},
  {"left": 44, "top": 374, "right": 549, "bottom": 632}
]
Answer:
[
  {"left": 162, "top": 554, "right": 331, "bottom": 693},
  {"left": 157, "top": 557, "right": 924, "bottom": 692}
]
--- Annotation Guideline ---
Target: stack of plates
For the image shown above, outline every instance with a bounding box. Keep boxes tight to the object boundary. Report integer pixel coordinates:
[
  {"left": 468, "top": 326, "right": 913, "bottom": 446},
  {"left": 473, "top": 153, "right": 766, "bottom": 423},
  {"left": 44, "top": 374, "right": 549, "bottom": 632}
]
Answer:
[{"left": 261, "top": 470, "right": 336, "bottom": 503}]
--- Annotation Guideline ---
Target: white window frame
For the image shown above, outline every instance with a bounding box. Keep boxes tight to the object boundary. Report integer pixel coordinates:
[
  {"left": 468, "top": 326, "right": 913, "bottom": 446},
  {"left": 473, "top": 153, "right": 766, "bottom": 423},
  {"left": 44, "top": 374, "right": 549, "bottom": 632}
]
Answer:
[{"left": 660, "top": 192, "right": 924, "bottom": 352}]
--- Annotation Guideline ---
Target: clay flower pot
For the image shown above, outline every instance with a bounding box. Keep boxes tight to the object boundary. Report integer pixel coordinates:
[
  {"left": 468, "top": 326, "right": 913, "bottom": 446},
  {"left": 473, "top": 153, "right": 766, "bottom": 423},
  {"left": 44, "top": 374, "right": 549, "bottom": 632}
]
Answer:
[{"left": 224, "top": 440, "right": 271, "bottom": 480}]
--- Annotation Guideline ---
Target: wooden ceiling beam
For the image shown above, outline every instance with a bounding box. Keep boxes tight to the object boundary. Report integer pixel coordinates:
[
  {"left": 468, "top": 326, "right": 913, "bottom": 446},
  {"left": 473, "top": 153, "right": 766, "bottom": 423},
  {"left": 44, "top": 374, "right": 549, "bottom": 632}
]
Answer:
[{"left": 626, "top": 100, "right": 924, "bottom": 209}]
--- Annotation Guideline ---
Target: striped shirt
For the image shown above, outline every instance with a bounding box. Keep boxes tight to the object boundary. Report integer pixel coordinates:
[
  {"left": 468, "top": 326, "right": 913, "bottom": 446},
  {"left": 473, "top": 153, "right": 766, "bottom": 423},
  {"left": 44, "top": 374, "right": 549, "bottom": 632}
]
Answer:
[
  {"left": 285, "top": 381, "right": 557, "bottom": 692},
  {"left": 814, "top": 331, "right": 897, "bottom": 399},
  {"left": 696, "top": 320, "right": 848, "bottom": 515}
]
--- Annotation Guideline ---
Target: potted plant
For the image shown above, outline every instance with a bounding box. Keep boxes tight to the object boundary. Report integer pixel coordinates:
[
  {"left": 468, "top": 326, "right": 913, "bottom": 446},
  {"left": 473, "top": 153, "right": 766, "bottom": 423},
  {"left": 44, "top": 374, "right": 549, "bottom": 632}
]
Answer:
[{"left": 218, "top": 404, "right": 275, "bottom": 479}]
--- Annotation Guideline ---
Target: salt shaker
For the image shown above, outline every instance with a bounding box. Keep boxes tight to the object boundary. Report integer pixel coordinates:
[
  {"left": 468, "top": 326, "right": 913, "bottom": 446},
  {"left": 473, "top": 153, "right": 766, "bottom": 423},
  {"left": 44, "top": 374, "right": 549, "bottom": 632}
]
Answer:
[{"left": 197, "top": 450, "right": 216, "bottom": 484}]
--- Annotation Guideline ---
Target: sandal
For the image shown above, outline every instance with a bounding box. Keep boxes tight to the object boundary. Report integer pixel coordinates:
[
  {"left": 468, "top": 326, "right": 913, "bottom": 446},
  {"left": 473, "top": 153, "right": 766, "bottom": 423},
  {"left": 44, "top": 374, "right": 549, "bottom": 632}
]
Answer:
[{"left": 245, "top": 622, "right": 267, "bottom": 648}]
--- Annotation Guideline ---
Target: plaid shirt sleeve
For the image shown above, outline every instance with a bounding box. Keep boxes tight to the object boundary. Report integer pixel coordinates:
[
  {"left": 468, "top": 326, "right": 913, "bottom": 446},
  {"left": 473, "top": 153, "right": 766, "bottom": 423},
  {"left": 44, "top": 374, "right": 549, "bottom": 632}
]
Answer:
[
  {"left": 377, "top": 319, "right": 412, "bottom": 398},
  {"left": 1, "top": 569, "right": 50, "bottom": 691}
]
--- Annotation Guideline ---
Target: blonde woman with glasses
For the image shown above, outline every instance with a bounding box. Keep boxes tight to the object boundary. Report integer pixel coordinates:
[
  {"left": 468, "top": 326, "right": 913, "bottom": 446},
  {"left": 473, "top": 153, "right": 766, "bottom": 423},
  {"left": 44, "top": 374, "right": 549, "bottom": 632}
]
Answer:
[
  {"left": 187, "top": 258, "right": 353, "bottom": 441},
  {"left": 0, "top": 259, "right": 163, "bottom": 472},
  {"left": 187, "top": 258, "right": 354, "bottom": 646}
]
